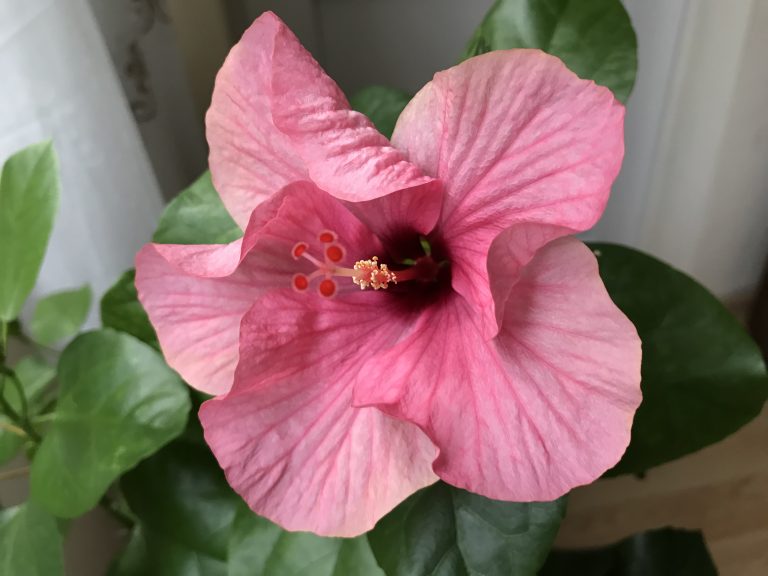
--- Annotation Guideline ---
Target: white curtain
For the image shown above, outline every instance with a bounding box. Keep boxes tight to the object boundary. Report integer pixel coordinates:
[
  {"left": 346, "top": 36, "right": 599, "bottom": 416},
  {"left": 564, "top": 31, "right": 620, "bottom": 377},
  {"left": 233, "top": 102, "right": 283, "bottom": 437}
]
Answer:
[{"left": 0, "top": 0, "right": 165, "bottom": 326}]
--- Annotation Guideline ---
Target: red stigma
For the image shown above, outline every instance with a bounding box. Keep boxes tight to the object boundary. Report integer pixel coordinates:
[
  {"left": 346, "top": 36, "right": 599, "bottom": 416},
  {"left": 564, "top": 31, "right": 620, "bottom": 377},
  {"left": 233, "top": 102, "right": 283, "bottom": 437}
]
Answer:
[
  {"left": 319, "top": 278, "right": 337, "bottom": 297},
  {"left": 292, "top": 242, "right": 308, "bottom": 259},
  {"left": 292, "top": 274, "right": 309, "bottom": 291},
  {"left": 325, "top": 245, "right": 344, "bottom": 263},
  {"left": 318, "top": 231, "right": 336, "bottom": 243}
]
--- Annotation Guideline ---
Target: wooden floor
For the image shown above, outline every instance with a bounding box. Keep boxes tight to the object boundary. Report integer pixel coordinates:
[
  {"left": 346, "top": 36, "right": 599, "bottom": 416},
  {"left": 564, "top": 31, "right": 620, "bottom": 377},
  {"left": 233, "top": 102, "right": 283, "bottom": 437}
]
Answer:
[{"left": 556, "top": 406, "right": 768, "bottom": 575}]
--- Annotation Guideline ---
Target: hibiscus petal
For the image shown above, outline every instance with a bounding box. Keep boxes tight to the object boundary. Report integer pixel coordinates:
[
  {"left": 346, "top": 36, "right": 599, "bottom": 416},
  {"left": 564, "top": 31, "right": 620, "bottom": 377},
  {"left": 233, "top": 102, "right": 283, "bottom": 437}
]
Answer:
[
  {"left": 354, "top": 238, "right": 641, "bottom": 501},
  {"left": 207, "top": 12, "right": 432, "bottom": 228},
  {"left": 206, "top": 13, "right": 307, "bottom": 228},
  {"left": 344, "top": 180, "right": 444, "bottom": 241},
  {"left": 136, "top": 181, "right": 381, "bottom": 395},
  {"left": 392, "top": 49, "right": 625, "bottom": 334},
  {"left": 135, "top": 244, "right": 255, "bottom": 396},
  {"left": 200, "top": 291, "right": 438, "bottom": 536}
]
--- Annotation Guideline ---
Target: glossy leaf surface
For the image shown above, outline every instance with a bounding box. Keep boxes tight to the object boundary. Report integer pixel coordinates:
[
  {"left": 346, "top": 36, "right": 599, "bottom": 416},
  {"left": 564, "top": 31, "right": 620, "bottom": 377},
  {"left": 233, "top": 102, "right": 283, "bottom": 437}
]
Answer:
[
  {"left": 101, "top": 270, "right": 158, "bottom": 349},
  {"left": 464, "top": 0, "right": 638, "bottom": 102},
  {"left": 30, "top": 330, "right": 190, "bottom": 517},
  {"left": 592, "top": 244, "right": 768, "bottom": 475},
  {"left": 153, "top": 171, "right": 242, "bottom": 245},
  {"left": 0, "top": 142, "right": 59, "bottom": 320},
  {"left": 369, "top": 482, "right": 565, "bottom": 576},
  {"left": 29, "top": 285, "right": 91, "bottom": 346}
]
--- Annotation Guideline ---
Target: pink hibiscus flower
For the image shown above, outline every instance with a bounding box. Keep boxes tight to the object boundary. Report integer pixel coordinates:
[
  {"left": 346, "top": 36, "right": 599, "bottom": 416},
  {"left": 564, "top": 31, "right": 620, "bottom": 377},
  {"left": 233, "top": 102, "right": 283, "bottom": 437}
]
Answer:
[{"left": 136, "top": 12, "right": 641, "bottom": 536}]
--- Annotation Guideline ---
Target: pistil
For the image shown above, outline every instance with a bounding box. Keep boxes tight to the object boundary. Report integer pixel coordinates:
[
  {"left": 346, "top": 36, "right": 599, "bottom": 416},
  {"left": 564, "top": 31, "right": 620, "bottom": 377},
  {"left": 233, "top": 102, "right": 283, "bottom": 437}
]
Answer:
[{"left": 290, "top": 231, "right": 430, "bottom": 297}]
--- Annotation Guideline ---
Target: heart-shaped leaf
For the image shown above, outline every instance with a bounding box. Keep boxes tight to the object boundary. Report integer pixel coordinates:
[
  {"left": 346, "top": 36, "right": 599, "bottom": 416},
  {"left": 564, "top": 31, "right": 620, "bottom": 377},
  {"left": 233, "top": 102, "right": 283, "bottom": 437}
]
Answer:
[
  {"left": 112, "top": 430, "right": 382, "bottom": 576},
  {"left": 540, "top": 528, "right": 717, "bottom": 575},
  {"left": 350, "top": 86, "right": 411, "bottom": 140},
  {"left": 229, "top": 506, "right": 383, "bottom": 576},
  {"left": 153, "top": 171, "right": 242, "bottom": 245},
  {"left": 368, "top": 482, "right": 565, "bottom": 576},
  {"left": 113, "top": 436, "right": 242, "bottom": 576},
  {"left": 0, "top": 141, "right": 60, "bottom": 321},
  {"left": 29, "top": 285, "right": 92, "bottom": 346},
  {"left": 591, "top": 244, "right": 768, "bottom": 475},
  {"left": 30, "top": 330, "right": 190, "bottom": 517},
  {"left": 0, "top": 502, "right": 64, "bottom": 576},
  {"left": 464, "top": 0, "right": 638, "bottom": 103},
  {"left": 101, "top": 270, "right": 158, "bottom": 349}
]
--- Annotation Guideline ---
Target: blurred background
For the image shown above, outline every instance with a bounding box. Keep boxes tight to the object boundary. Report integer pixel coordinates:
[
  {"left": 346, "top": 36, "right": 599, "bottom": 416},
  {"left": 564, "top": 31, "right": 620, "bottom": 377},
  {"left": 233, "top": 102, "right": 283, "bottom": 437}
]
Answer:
[{"left": 1, "top": 0, "right": 767, "bottom": 574}]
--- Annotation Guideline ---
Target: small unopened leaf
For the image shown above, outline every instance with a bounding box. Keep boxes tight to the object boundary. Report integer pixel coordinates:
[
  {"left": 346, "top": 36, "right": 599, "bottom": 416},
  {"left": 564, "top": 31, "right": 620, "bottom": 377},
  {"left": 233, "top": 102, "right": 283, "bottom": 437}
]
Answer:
[
  {"left": 464, "top": 0, "right": 638, "bottom": 102},
  {"left": 369, "top": 482, "right": 565, "bottom": 576},
  {"left": 540, "top": 528, "right": 717, "bottom": 575},
  {"left": 101, "top": 270, "right": 158, "bottom": 349},
  {"left": 0, "top": 141, "right": 60, "bottom": 320},
  {"left": 153, "top": 171, "right": 241, "bottom": 245},
  {"left": 0, "top": 502, "right": 64, "bottom": 576},
  {"left": 29, "top": 285, "right": 91, "bottom": 346},
  {"left": 30, "top": 330, "right": 190, "bottom": 517}
]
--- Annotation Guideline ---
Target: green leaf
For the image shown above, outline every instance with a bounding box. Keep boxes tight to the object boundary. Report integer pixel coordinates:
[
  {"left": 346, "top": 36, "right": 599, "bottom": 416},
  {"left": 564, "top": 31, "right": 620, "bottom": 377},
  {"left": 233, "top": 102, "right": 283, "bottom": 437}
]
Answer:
[
  {"left": 112, "top": 432, "right": 379, "bottom": 576},
  {"left": 29, "top": 285, "right": 91, "bottom": 346},
  {"left": 101, "top": 270, "right": 158, "bottom": 349},
  {"left": 540, "top": 528, "right": 717, "bottom": 575},
  {"left": 368, "top": 482, "right": 565, "bottom": 576},
  {"left": 30, "top": 329, "right": 190, "bottom": 518},
  {"left": 114, "top": 437, "right": 242, "bottom": 576},
  {"left": 464, "top": 0, "right": 638, "bottom": 103},
  {"left": 0, "top": 357, "right": 55, "bottom": 465},
  {"left": 0, "top": 501, "right": 64, "bottom": 576},
  {"left": 349, "top": 86, "right": 411, "bottom": 140},
  {"left": 153, "top": 171, "right": 242, "bottom": 245},
  {"left": 0, "top": 142, "right": 60, "bottom": 321},
  {"left": 591, "top": 244, "right": 768, "bottom": 475},
  {"left": 229, "top": 506, "right": 383, "bottom": 576}
]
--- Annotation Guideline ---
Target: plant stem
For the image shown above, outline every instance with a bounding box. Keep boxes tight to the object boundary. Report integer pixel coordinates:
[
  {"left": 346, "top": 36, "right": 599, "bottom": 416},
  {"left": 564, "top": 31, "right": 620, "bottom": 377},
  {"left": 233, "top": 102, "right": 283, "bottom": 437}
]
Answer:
[
  {"left": 0, "top": 420, "right": 26, "bottom": 437},
  {"left": 0, "top": 321, "right": 41, "bottom": 443}
]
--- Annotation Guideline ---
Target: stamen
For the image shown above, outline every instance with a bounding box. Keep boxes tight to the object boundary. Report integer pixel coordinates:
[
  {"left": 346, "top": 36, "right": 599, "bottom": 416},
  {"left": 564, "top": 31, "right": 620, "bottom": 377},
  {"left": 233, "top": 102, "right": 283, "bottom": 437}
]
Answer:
[
  {"left": 289, "top": 231, "right": 424, "bottom": 295},
  {"left": 352, "top": 257, "right": 398, "bottom": 290}
]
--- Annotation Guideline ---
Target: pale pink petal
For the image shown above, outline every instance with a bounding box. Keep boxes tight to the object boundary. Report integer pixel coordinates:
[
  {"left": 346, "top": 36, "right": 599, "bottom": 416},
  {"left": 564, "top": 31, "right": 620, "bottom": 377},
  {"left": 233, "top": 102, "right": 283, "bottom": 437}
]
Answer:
[
  {"left": 200, "top": 291, "right": 437, "bottom": 536},
  {"left": 344, "top": 180, "right": 443, "bottom": 241},
  {"left": 207, "top": 12, "right": 432, "bottom": 227},
  {"left": 136, "top": 181, "right": 381, "bottom": 395},
  {"left": 269, "top": 20, "right": 433, "bottom": 203},
  {"left": 135, "top": 244, "right": 255, "bottom": 396},
  {"left": 392, "top": 50, "right": 625, "bottom": 333},
  {"left": 206, "top": 13, "right": 307, "bottom": 228},
  {"left": 354, "top": 238, "right": 641, "bottom": 501}
]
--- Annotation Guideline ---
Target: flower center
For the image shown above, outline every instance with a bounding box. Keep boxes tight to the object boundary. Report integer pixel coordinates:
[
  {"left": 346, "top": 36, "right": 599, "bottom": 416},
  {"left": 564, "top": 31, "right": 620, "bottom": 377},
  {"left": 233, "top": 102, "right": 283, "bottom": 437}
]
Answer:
[{"left": 289, "top": 230, "right": 442, "bottom": 298}]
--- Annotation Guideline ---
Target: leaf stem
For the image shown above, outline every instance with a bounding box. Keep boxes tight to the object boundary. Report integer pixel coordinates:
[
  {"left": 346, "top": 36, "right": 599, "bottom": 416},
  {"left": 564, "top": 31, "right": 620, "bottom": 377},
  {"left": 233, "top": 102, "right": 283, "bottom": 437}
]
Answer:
[
  {"left": 0, "top": 420, "right": 26, "bottom": 437},
  {"left": 0, "top": 366, "right": 42, "bottom": 444}
]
